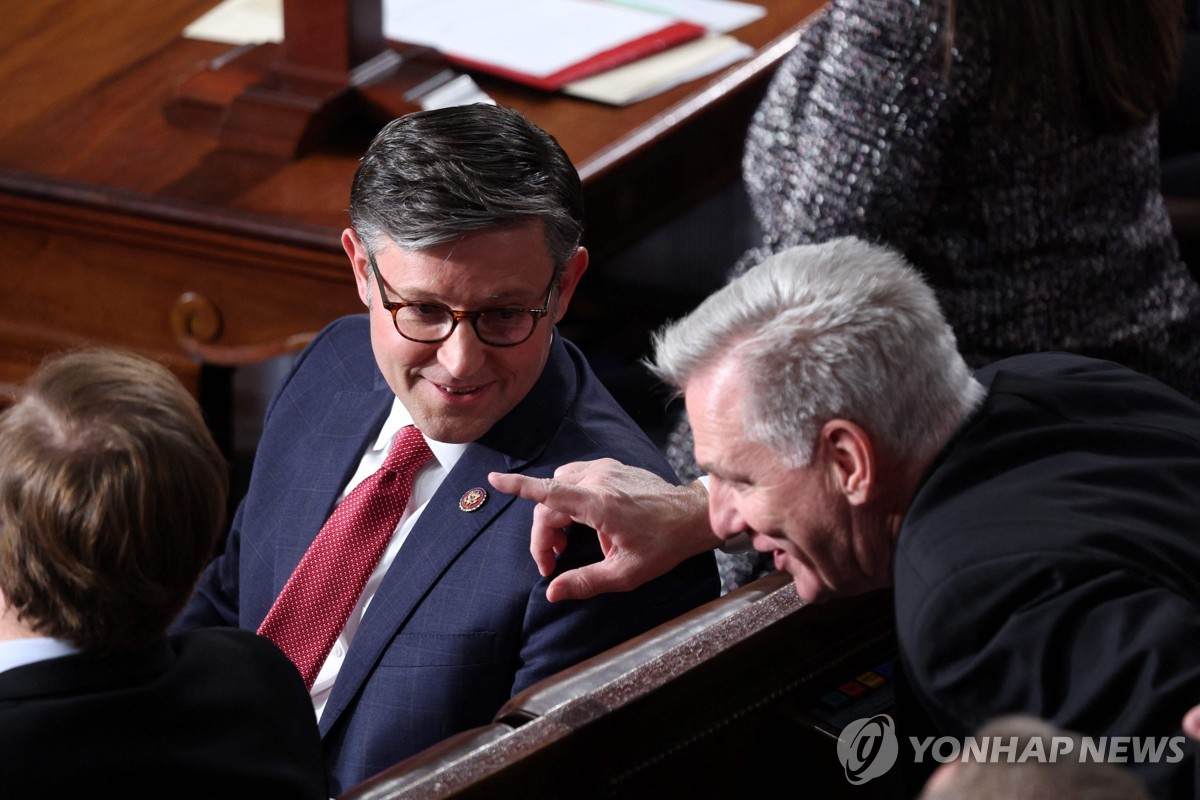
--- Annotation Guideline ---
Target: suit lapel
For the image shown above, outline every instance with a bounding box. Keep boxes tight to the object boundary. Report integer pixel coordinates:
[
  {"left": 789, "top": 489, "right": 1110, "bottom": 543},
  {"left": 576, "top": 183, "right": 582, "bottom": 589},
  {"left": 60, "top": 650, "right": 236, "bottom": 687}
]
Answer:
[{"left": 265, "top": 385, "right": 395, "bottom": 608}]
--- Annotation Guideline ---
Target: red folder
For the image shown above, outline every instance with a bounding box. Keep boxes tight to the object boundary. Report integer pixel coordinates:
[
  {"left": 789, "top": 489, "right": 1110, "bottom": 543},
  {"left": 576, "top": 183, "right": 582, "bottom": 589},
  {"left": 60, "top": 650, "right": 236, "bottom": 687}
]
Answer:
[{"left": 438, "top": 20, "right": 706, "bottom": 91}]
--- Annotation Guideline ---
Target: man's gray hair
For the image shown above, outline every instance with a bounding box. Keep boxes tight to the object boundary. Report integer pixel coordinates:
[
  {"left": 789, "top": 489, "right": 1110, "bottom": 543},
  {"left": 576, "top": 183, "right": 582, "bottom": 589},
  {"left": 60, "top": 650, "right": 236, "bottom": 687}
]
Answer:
[
  {"left": 349, "top": 103, "right": 583, "bottom": 272},
  {"left": 651, "top": 237, "right": 984, "bottom": 466}
]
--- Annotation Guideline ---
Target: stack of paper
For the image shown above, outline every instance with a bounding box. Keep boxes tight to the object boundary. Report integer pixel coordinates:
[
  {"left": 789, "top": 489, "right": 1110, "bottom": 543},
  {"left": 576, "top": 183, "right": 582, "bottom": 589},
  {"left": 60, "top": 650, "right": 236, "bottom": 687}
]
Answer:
[
  {"left": 384, "top": 0, "right": 764, "bottom": 101},
  {"left": 383, "top": 0, "right": 707, "bottom": 91},
  {"left": 183, "top": 0, "right": 766, "bottom": 106},
  {"left": 562, "top": 33, "right": 753, "bottom": 105}
]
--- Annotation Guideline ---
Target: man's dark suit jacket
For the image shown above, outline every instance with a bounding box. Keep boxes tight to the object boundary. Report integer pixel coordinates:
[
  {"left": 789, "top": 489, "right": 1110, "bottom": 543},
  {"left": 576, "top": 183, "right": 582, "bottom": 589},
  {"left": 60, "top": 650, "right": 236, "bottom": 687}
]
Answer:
[
  {"left": 894, "top": 353, "right": 1200, "bottom": 798},
  {"left": 176, "top": 316, "right": 719, "bottom": 794},
  {"left": 0, "top": 628, "right": 327, "bottom": 799}
]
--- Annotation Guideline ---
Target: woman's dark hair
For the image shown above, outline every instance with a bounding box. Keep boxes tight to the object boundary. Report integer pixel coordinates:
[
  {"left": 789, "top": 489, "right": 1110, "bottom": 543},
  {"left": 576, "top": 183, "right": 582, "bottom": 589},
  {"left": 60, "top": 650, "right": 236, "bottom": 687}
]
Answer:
[{"left": 946, "top": 0, "right": 1185, "bottom": 132}]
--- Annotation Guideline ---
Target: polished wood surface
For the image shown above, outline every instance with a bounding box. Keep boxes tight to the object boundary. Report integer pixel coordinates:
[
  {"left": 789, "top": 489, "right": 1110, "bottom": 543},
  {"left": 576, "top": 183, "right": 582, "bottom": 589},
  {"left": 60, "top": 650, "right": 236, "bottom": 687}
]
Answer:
[{"left": 0, "top": 0, "right": 822, "bottom": 399}]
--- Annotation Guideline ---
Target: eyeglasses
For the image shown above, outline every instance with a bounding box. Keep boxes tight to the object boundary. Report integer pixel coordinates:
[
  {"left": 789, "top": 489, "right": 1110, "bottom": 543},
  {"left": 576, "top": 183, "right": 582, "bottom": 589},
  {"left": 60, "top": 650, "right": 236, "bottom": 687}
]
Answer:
[{"left": 370, "top": 255, "right": 555, "bottom": 347}]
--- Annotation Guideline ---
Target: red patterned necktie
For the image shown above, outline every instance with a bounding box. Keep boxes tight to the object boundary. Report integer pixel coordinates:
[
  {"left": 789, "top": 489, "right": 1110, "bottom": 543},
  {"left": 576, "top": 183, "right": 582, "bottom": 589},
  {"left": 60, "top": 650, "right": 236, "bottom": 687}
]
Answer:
[{"left": 258, "top": 424, "right": 434, "bottom": 689}]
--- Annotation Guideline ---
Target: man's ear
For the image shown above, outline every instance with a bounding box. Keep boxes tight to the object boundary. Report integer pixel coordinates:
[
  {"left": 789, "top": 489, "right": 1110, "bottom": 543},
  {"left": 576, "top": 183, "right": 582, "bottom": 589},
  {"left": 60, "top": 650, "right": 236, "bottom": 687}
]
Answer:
[
  {"left": 819, "top": 419, "right": 875, "bottom": 506},
  {"left": 552, "top": 247, "right": 589, "bottom": 323},
  {"left": 342, "top": 228, "right": 372, "bottom": 307}
]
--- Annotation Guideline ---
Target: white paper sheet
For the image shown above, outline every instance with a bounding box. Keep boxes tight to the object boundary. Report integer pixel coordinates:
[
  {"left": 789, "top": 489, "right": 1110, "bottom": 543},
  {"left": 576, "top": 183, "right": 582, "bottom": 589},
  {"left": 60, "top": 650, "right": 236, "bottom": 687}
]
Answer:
[
  {"left": 604, "top": 0, "right": 766, "bottom": 34},
  {"left": 383, "top": 0, "right": 687, "bottom": 80},
  {"left": 418, "top": 74, "right": 496, "bottom": 110},
  {"left": 181, "top": 0, "right": 754, "bottom": 100},
  {"left": 183, "top": 0, "right": 283, "bottom": 45}
]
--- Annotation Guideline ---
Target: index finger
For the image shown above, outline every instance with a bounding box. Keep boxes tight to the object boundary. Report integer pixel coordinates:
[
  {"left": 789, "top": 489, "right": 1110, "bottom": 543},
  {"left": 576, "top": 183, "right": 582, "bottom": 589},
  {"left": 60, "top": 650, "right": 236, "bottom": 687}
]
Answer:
[
  {"left": 487, "top": 471, "right": 596, "bottom": 523},
  {"left": 489, "top": 471, "right": 594, "bottom": 577}
]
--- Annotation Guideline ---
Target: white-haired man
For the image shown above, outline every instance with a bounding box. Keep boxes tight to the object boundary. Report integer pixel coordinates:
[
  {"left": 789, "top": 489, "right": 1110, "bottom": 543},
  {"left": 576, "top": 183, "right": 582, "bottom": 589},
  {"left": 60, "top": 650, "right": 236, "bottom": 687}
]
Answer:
[{"left": 490, "top": 236, "right": 1200, "bottom": 798}]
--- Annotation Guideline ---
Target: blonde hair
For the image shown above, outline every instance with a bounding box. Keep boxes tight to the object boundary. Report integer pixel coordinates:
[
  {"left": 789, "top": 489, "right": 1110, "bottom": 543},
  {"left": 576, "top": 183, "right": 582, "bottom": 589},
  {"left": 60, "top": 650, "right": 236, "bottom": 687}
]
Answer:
[{"left": 0, "top": 349, "right": 227, "bottom": 650}]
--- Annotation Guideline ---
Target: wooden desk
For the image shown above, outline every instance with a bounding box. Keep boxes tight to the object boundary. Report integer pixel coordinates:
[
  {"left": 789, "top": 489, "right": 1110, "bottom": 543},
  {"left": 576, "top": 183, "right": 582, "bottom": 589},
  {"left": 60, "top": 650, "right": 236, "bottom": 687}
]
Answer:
[{"left": 0, "top": 0, "right": 821, "bottom": 408}]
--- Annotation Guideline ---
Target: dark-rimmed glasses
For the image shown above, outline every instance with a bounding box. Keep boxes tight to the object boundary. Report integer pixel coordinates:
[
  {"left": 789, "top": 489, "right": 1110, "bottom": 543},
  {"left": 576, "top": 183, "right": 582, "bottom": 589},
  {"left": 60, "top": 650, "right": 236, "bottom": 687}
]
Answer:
[{"left": 370, "top": 255, "right": 555, "bottom": 347}]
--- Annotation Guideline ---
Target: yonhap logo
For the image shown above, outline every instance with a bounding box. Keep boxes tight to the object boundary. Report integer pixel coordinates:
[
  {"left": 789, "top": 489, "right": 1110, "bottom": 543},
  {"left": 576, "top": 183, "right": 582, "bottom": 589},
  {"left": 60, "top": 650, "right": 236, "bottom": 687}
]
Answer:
[{"left": 838, "top": 714, "right": 899, "bottom": 784}]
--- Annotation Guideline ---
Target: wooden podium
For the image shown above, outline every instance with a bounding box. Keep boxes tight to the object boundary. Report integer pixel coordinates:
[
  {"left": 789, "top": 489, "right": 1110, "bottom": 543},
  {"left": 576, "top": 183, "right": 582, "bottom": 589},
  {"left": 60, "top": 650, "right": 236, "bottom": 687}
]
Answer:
[
  {"left": 166, "top": 0, "right": 448, "bottom": 158},
  {"left": 0, "top": 0, "right": 823, "bottom": 436}
]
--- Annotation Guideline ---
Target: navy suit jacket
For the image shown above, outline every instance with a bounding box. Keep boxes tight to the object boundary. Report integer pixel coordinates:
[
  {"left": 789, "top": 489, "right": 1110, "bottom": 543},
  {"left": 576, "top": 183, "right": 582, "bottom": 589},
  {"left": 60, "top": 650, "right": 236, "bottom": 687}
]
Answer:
[{"left": 176, "top": 316, "right": 719, "bottom": 794}]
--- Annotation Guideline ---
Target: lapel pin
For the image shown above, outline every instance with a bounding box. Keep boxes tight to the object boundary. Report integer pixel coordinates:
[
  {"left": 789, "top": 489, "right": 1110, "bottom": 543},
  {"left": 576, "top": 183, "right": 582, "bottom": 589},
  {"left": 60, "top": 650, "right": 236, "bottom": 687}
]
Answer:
[{"left": 459, "top": 487, "right": 487, "bottom": 512}]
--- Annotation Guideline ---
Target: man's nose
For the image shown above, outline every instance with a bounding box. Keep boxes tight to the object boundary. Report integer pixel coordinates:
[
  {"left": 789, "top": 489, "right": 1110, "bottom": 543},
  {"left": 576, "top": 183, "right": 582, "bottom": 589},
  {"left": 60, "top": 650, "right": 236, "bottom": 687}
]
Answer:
[
  {"left": 706, "top": 480, "right": 747, "bottom": 542},
  {"left": 437, "top": 321, "right": 486, "bottom": 378}
]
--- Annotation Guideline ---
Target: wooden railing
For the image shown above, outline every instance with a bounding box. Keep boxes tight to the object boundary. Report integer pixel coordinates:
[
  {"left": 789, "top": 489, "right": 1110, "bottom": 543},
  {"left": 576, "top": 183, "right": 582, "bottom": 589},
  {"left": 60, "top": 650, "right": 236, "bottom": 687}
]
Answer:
[{"left": 340, "top": 572, "right": 898, "bottom": 800}]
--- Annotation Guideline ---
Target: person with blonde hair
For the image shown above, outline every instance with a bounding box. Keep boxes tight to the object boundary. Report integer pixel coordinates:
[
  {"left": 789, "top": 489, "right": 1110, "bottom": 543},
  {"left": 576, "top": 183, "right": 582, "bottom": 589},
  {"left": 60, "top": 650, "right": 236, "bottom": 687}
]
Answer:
[{"left": 0, "top": 349, "right": 326, "bottom": 799}]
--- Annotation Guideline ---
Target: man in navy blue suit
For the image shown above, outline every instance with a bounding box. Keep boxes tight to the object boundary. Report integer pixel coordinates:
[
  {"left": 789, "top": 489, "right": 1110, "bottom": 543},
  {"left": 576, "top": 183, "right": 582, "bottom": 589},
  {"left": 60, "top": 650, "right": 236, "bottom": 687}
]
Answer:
[{"left": 174, "top": 103, "right": 718, "bottom": 795}]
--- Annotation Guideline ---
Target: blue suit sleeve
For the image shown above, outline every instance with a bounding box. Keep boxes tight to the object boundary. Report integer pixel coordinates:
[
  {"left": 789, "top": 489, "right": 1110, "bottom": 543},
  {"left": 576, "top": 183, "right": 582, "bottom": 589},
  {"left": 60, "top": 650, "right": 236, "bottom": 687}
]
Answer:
[{"left": 512, "top": 527, "right": 718, "bottom": 695}]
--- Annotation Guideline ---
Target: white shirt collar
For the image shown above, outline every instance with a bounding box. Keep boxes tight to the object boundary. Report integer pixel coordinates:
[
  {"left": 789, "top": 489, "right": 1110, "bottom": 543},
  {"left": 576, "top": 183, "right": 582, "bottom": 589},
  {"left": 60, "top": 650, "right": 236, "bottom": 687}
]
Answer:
[
  {"left": 373, "top": 399, "right": 468, "bottom": 474},
  {"left": 0, "top": 636, "right": 81, "bottom": 675}
]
